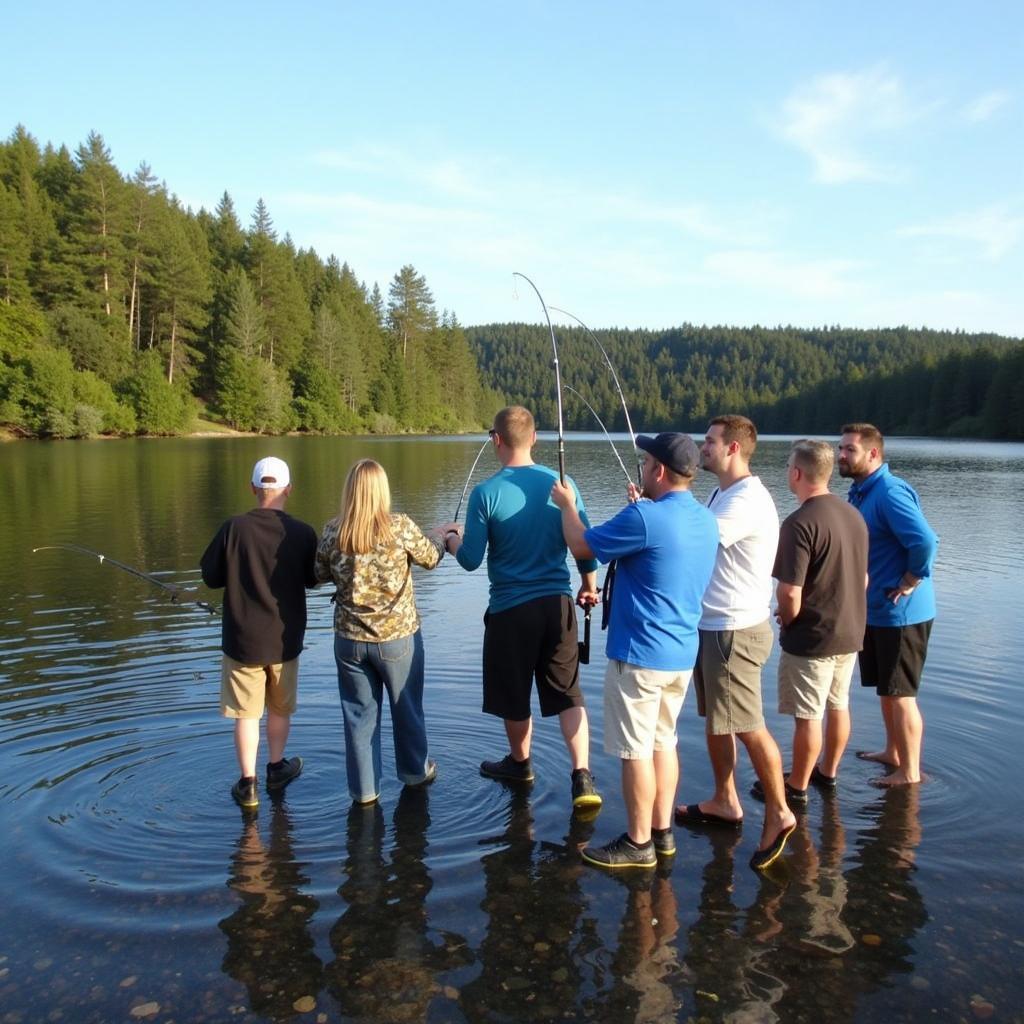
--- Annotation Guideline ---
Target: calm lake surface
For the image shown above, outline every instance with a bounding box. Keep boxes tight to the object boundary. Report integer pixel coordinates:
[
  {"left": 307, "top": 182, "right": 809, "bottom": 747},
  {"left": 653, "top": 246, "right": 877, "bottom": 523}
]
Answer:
[{"left": 1, "top": 433, "right": 1022, "bottom": 1023}]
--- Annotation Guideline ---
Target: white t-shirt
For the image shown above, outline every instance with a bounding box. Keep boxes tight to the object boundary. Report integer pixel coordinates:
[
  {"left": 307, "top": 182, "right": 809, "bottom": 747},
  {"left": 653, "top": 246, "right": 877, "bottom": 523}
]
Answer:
[{"left": 699, "top": 475, "right": 779, "bottom": 631}]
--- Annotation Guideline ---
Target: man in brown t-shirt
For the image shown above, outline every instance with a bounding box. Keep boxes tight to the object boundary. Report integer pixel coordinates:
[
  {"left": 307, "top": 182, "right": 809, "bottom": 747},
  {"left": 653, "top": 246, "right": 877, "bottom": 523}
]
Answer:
[{"left": 771, "top": 439, "right": 868, "bottom": 801}]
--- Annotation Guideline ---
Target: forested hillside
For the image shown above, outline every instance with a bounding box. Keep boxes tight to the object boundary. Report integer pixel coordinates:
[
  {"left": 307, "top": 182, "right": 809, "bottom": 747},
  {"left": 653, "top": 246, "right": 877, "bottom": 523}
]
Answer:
[
  {"left": 0, "top": 125, "right": 498, "bottom": 438},
  {"left": 467, "top": 322, "right": 1024, "bottom": 439}
]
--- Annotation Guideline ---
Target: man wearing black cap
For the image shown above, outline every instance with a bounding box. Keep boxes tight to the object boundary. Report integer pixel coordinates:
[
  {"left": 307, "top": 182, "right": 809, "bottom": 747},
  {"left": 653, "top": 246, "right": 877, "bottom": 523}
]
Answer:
[{"left": 552, "top": 433, "right": 719, "bottom": 869}]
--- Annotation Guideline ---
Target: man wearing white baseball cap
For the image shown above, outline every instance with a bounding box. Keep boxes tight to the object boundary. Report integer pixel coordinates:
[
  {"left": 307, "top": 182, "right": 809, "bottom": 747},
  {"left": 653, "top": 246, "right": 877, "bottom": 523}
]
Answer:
[{"left": 201, "top": 456, "right": 318, "bottom": 810}]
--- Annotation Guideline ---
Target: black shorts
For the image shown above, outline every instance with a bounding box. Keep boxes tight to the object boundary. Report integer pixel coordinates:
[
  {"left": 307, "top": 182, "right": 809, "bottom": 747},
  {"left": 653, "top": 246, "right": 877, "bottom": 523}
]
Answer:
[
  {"left": 859, "top": 620, "right": 933, "bottom": 697},
  {"left": 482, "top": 594, "right": 583, "bottom": 720}
]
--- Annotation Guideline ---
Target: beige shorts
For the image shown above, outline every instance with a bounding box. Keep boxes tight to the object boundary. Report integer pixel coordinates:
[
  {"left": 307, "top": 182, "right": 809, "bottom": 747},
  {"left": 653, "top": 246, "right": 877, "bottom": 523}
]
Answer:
[
  {"left": 694, "top": 621, "right": 773, "bottom": 736},
  {"left": 220, "top": 655, "right": 299, "bottom": 719},
  {"left": 603, "top": 659, "right": 692, "bottom": 760},
  {"left": 777, "top": 650, "right": 856, "bottom": 720}
]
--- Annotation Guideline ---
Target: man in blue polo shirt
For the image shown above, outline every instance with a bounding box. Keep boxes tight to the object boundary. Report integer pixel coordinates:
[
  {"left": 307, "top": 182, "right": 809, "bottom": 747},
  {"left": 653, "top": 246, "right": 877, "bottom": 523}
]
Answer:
[
  {"left": 838, "top": 423, "right": 938, "bottom": 786},
  {"left": 552, "top": 433, "right": 719, "bottom": 869}
]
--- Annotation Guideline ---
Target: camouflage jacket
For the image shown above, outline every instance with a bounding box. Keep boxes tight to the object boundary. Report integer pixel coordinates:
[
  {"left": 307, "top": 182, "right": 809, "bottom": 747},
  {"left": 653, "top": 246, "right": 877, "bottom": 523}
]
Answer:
[{"left": 314, "top": 513, "right": 443, "bottom": 642}]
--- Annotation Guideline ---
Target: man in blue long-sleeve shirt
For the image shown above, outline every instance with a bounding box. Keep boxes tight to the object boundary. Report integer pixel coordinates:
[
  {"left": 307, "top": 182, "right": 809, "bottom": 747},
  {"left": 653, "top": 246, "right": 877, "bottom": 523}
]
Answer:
[
  {"left": 440, "top": 406, "right": 602, "bottom": 810},
  {"left": 839, "top": 423, "right": 938, "bottom": 786}
]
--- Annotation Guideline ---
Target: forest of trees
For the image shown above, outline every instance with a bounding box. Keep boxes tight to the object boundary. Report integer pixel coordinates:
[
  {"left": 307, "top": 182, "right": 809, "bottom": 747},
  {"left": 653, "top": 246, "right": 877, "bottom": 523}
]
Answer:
[
  {"left": 2, "top": 124, "right": 1021, "bottom": 442},
  {"left": 467, "top": 323, "right": 1024, "bottom": 439},
  {"left": 0, "top": 125, "right": 498, "bottom": 438}
]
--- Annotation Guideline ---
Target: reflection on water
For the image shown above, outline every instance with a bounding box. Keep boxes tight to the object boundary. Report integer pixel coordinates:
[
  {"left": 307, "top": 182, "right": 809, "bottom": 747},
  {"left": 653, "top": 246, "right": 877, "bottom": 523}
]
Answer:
[{"left": 0, "top": 435, "right": 1022, "bottom": 1022}]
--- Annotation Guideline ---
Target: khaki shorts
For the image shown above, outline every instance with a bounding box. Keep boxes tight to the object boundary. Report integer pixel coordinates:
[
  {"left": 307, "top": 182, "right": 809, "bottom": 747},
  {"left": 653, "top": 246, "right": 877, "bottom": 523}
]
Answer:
[
  {"left": 694, "top": 621, "right": 773, "bottom": 736},
  {"left": 777, "top": 650, "right": 856, "bottom": 719},
  {"left": 220, "top": 655, "right": 299, "bottom": 719},
  {"left": 603, "top": 659, "right": 692, "bottom": 760}
]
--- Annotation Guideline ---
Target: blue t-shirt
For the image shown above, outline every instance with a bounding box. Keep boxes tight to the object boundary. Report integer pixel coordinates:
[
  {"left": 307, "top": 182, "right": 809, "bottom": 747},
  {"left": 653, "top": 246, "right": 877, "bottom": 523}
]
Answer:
[
  {"left": 584, "top": 490, "right": 719, "bottom": 671},
  {"left": 456, "top": 464, "right": 598, "bottom": 613},
  {"left": 847, "top": 464, "right": 938, "bottom": 627}
]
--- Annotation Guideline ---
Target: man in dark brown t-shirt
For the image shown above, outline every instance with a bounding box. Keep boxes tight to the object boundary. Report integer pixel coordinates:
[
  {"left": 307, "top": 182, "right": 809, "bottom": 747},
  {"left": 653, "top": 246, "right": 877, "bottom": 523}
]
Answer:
[{"left": 771, "top": 440, "right": 867, "bottom": 801}]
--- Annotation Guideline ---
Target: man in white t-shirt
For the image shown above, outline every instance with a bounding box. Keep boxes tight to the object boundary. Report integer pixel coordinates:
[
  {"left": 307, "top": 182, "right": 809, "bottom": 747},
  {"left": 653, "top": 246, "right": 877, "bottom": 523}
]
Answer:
[{"left": 674, "top": 415, "right": 797, "bottom": 870}]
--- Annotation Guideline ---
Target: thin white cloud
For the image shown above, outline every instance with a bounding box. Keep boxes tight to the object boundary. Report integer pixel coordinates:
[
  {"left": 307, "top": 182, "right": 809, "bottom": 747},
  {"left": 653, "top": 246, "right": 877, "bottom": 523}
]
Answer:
[
  {"left": 897, "top": 203, "right": 1024, "bottom": 261},
  {"left": 311, "top": 145, "right": 493, "bottom": 201},
  {"left": 964, "top": 90, "right": 1011, "bottom": 123},
  {"left": 704, "top": 249, "right": 863, "bottom": 300},
  {"left": 778, "top": 66, "right": 921, "bottom": 183}
]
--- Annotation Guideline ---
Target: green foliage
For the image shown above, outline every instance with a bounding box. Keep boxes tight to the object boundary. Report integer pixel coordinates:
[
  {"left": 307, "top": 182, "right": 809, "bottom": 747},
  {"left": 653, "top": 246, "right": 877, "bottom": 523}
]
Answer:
[
  {"left": 119, "top": 350, "right": 194, "bottom": 435},
  {"left": 467, "top": 323, "right": 1024, "bottom": 439},
  {"left": 215, "top": 349, "right": 295, "bottom": 433}
]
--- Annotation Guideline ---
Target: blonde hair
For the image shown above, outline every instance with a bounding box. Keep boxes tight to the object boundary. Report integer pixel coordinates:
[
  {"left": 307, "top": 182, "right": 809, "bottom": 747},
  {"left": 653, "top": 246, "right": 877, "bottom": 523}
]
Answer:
[{"left": 337, "top": 459, "right": 394, "bottom": 555}]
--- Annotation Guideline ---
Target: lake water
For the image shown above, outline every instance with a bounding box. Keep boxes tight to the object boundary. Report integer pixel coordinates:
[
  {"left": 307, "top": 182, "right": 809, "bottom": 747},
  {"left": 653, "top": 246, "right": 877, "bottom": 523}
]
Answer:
[{"left": 1, "top": 433, "right": 1022, "bottom": 1023}]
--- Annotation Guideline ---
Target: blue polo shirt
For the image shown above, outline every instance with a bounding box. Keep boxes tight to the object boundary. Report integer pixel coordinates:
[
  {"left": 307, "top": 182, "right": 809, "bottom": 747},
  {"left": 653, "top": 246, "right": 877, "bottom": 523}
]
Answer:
[
  {"left": 847, "top": 464, "right": 938, "bottom": 627},
  {"left": 584, "top": 490, "right": 719, "bottom": 671},
  {"left": 456, "top": 464, "right": 598, "bottom": 613}
]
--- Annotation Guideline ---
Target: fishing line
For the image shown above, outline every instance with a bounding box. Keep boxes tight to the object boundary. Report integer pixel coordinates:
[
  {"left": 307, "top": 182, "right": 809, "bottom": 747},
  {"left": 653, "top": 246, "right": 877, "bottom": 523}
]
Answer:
[
  {"left": 453, "top": 438, "right": 492, "bottom": 523},
  {"left": 32, "top": 543, "right": 219, "bottom": 615},
  {"left": 563, "top": 385, "right": 632, "bottom": 485},
  {"left": 512, "top": 272, "right": 566, "bottom": 483},
  {"left": 548, "top": 306, "right": 641, "bottom": 483}
]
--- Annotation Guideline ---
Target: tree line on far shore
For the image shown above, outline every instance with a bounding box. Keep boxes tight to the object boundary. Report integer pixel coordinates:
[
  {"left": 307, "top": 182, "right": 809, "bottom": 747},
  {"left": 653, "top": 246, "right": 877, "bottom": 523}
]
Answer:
[
  {"left": 3, "top": 123, "right": 1022, "bottom": 442},
  {"left": 0, "top": 125, "right": 498, "bottom": 438},
  {"left": 467, "top": 322, "right": 1024, "bottom": 439}
]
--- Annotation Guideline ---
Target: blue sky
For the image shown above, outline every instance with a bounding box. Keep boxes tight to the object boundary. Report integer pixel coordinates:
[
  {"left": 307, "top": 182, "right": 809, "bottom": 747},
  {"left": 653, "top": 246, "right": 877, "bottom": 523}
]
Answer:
[{"left": 6, "top": 2, "right": 1022, "bottom": 336}]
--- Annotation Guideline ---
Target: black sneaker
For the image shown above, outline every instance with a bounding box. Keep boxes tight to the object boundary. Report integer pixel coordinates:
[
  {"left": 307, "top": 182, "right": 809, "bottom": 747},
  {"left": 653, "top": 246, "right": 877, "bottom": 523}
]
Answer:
[
  {"left": 651, "top": 827, "right": 676, "bottom": 857},
  {"left": 810, "top": 765, "right": 838, "bottom": 791},
  {"left": 750, "top": 777, "right": 808, "bottom": 807},
  {"left": 582, "top": 833, "right": 657, "bottom": 870},
  {"left": 480, "top": 754, "right": 534, "bottom": 783},
  {"left": 231, "top": 776, "right": 258, "bottom": 809},
  {"left": 571, "top": 768, "right": 602, "bottom": 809},
  {"left": 266, "top": 756, "right": 303, "bottom": 792}
]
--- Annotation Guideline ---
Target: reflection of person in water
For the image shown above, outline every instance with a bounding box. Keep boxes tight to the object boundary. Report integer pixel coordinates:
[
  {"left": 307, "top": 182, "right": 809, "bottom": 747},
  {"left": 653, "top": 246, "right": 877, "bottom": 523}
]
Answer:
[
  {"left": 325, "top": 787, "right": 470, "bottom": 1020},
  {"left": 842, "top": 785, "right": 927, "bottom": 976},
  {"left": 682, "top": 826, "right": 786, "bottom": 1021},
  {"left": 594, "top": 872, "right": 682, "bottom": 1024},
  {"left": 459, "top": 792, "right": 593, "bottom": 1023},
  {"left": 219, "top": 805, "right": 322, "bottom": 1017}
]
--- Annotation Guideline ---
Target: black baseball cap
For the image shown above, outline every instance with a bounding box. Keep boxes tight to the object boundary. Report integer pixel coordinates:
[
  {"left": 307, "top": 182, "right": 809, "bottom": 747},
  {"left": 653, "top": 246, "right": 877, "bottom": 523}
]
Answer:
[{"left": 635, "top": 433, "right": 699, "bottom": 477}]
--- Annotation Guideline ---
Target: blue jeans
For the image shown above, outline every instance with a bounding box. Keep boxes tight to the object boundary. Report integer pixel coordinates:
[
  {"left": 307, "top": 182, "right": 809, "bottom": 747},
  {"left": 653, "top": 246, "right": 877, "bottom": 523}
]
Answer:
[{"left": 334, "top": 630, "right": 430, "bottom": 802}]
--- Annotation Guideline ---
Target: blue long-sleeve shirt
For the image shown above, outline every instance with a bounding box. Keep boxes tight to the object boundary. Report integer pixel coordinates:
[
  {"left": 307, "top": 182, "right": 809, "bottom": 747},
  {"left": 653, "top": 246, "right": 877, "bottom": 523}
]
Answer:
[
  {"left": 455, "top": 464, "right": 598, "bottom": 613},
  {"left": 847, "top": 463, "right": 938, "bottom": 627}
]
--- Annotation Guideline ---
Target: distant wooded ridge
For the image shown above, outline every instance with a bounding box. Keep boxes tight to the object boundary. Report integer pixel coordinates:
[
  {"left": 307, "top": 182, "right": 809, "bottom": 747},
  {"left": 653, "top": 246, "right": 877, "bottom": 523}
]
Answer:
[
  {"left": 2, "top": 124, "right": 1021, "bottom": 440},
  {"left": 467, "top": 322, "right": 1024, "bottom": 440}
]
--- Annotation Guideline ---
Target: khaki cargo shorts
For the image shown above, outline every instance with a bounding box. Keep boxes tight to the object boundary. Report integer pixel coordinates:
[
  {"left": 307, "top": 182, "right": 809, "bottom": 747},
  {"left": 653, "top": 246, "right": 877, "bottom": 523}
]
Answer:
[
  {"left": 603, "top": 659, "right": 692, "bottom": 760},
  {"left": 220, "top": 655, "right": 299, "bottom": 719},
  {"left": 777, "top": 650, "right": 856, "bottom": 719}
]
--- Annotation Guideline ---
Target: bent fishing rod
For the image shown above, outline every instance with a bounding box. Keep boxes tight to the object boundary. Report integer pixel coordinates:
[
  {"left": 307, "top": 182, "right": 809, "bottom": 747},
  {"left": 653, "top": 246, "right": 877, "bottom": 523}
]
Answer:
[
  {"left": 548, "top": 306, "right": 641, "bottom": 484},
  {"left": 32, "top": 543, "right": 219, "bottom": 615},
  {"left": 563, "top": 385, "right": 632, "bottom": 486},
  {"left": 512, "top": 271, "right": 566, "bottom": 484},
  {"left": 453, "top": 437, "right": 492, "bottom": 523}
]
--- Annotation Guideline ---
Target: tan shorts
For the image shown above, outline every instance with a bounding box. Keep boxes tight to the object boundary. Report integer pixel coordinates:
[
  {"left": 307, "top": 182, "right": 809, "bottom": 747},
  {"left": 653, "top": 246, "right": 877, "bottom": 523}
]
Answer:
[
  {"left": 777, "top": 650, "right": 856, "bottom": 720},
  {"left": 603, "top": 659, "right": 692, "bottom": 760},
  {"left": 220, "top": 655, "right": 299, "bottom": 719},
  {"left": 694, "top": 621, "right": 773, "bottom": 736}
]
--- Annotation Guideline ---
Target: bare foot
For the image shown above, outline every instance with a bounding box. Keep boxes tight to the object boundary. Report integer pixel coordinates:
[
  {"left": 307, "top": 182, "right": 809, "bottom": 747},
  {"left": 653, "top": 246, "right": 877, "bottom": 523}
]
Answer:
[
  {"left": 870, "top": 769, "right": 923, "bottom": 787},
  {"left": 757, "top": 810, "right": 797, "bottom": 853},
  {"left": 856, "top": 750, "right": 899, "bottom": 768}
]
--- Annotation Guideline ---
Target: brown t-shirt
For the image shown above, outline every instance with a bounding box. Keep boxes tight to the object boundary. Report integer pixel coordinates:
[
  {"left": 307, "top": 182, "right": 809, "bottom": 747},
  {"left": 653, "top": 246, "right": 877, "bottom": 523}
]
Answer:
[{"left": 773, "top": 493, "right": 868, "bottom": 657}]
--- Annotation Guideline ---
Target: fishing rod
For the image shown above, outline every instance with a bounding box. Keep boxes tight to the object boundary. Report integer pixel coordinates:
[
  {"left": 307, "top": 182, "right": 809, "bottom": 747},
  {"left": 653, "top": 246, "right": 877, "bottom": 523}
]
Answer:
[
  {"left": 548, "top": 306, "right": 641, "bottom": 484},
  {"left": 563, "top": 385, "right": 632, "bottom": 486},
  {"left": 453, "top": 437, "right": 492, "bottom": 523},
  {"left": 32, "top": 543, "right": 219, "bottom": 615},
  {"left": 512, "top": 271, "right": 566, "bottom": 484}
]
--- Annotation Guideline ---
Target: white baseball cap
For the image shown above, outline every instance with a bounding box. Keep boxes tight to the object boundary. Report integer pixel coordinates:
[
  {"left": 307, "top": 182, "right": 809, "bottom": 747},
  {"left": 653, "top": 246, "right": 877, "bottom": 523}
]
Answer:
[{"left": 251, "top": 456, "right": 291, "bottom": 489}]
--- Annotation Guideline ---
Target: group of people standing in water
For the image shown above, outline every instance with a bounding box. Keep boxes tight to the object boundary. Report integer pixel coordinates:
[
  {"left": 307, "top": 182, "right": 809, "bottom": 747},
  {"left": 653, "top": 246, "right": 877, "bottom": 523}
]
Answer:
[{"left": 200, "top": 407, "right": 937, "bottom": 874}]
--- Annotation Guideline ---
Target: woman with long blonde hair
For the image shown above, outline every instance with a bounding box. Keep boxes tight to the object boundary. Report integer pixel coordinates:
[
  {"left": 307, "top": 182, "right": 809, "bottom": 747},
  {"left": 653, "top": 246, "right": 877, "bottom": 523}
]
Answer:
[{"left": 315, "top": 459, "right": 444, "bottom": 803}]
